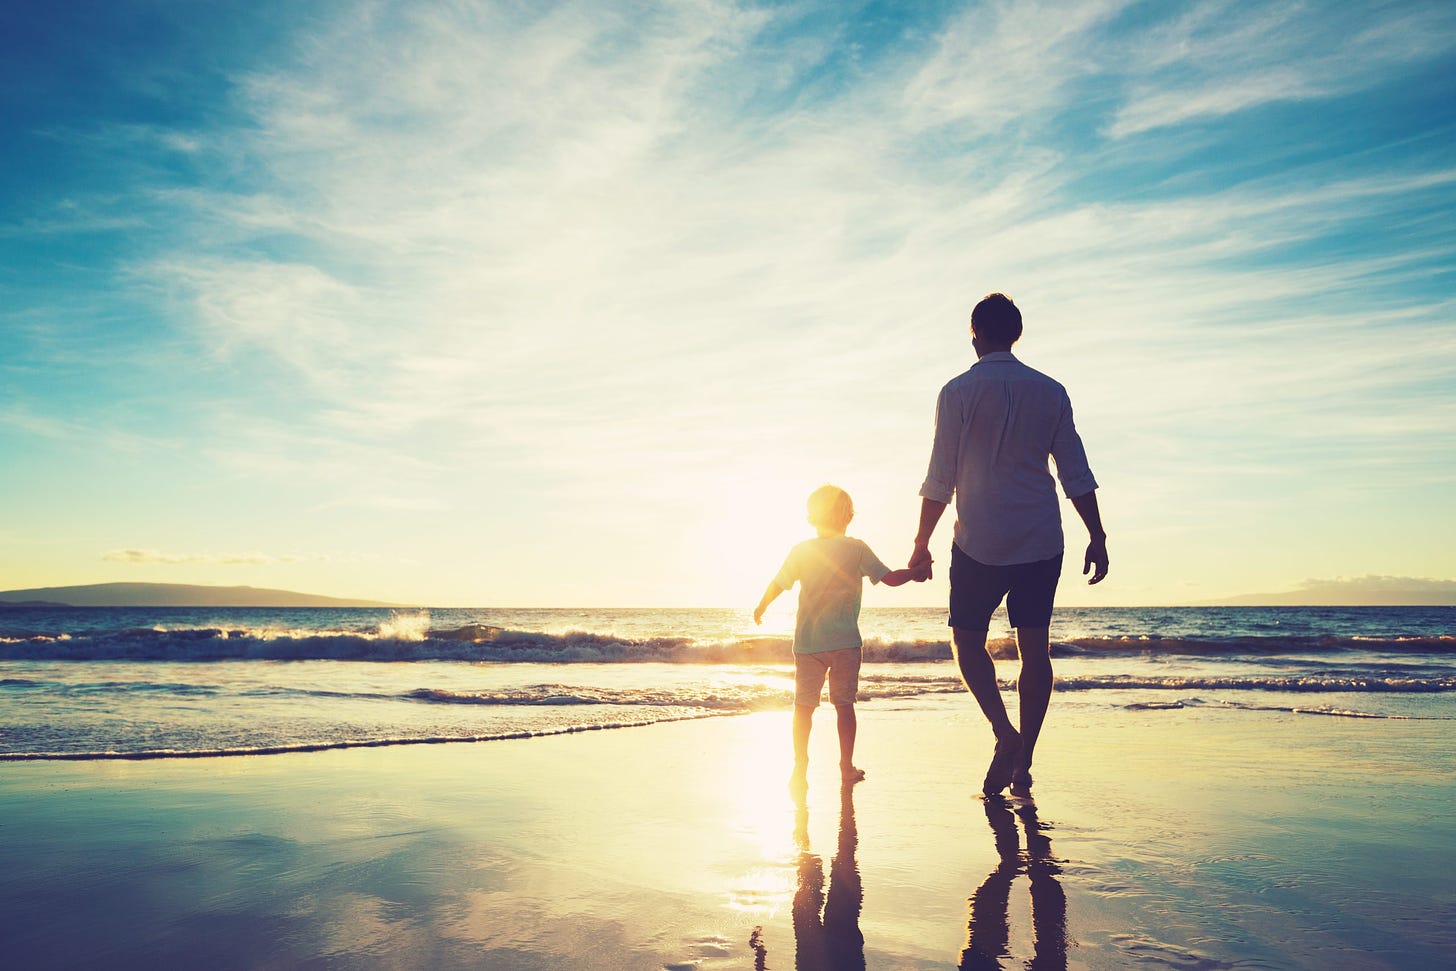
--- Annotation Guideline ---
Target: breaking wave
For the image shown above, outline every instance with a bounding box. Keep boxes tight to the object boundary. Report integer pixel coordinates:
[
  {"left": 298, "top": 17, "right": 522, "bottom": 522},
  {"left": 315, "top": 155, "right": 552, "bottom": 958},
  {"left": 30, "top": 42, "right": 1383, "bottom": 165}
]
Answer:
[{"left": 3, "top": 625, "right": 1452, "bottom": 663}]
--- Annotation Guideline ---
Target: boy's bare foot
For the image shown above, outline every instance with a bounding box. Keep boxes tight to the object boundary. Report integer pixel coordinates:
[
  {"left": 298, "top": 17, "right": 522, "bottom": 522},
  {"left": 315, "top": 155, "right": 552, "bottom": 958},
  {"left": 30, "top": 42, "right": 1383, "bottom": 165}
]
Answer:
[
  {"left": 982, "top": 729, "right": 1022, "bottom": 796},
  {"left": 841, "top": 765, "right": 866, "bottom": 784},
  {"left": 1009, "top": 766, "right": 1033, "bottom": 798},
  {"left": 789, "top": 764, "right": 809, "bottom": 802}
]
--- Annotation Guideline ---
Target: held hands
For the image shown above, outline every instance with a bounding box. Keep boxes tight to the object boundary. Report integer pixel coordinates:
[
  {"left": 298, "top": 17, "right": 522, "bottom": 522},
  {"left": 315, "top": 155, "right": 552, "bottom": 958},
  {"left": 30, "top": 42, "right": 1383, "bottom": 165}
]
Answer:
[{"left": 908, "top": 545, "right": 933, "bottom": 582}]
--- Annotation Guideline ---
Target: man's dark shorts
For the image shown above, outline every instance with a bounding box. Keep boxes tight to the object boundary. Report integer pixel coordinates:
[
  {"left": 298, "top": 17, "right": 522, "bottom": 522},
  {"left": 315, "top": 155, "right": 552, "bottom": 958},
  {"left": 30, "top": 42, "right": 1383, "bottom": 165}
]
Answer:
[{"left": 948, "top": 545, "right": 1063, "bottom": 630}]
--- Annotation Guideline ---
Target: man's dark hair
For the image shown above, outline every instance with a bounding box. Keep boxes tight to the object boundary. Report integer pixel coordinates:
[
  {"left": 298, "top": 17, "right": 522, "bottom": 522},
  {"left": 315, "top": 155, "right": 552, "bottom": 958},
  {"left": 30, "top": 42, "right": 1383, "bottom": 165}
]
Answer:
[{"left": 971, "top": 293, "right": 1023, "bottom": 345}]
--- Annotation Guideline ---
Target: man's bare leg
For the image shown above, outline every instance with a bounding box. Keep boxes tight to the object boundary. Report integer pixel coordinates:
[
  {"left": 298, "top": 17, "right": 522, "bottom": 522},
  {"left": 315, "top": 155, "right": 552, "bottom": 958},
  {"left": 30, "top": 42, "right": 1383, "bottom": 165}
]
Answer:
[
  {"left": 1012, "top": 626, "right": 1052, "bottom": 795},
  {"left": 952, "top": 627, "right": 1021, "bottom": 794},
  {"left": 835, "top": 703, "right": 865, "bottom": 782}
]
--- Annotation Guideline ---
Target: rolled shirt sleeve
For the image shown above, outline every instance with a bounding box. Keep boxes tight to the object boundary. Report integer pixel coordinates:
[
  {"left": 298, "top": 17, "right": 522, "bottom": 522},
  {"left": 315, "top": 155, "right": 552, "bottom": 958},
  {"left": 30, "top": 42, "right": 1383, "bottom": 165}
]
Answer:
[
  {"left": 919, "top": 386, "right": 958, "bottom": 504},
  {"left": 1050, "top": 394, "right": 1098, "bottom": 498}
]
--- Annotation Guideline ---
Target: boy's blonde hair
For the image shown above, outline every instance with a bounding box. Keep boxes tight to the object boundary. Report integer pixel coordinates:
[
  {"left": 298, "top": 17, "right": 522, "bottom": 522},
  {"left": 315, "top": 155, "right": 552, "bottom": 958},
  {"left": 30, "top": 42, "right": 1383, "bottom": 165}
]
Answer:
[{"left": 807, "top": 484, "right": 854, "bottom": 532}]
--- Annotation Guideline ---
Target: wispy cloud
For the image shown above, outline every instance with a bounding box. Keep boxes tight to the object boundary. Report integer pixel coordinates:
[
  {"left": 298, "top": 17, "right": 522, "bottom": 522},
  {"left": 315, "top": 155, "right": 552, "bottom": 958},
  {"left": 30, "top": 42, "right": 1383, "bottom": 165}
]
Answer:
[
  {"left": 123, "top": 4, "right": 1454, "bottom": 531},
  {"left": 0, "top": 406, "right": 75, "bottom": 440},
  {"left": 903, "top": 0, "right": 1130, "bottom": 133},
  {"left": 6, "top": 0, "right": 1454, "bottom": 602},
  {"left": 139, "top": 3, "right": 1451, "bottom": 444},
  {"left": 1107, "top": 0, "right": 1456, "bottom": 137}
]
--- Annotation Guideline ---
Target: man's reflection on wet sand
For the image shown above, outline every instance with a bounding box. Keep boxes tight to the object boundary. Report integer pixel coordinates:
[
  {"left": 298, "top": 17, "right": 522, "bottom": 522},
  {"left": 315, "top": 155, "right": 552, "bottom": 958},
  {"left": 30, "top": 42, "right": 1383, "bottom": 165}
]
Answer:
[
  {"left": 789, "top": 782, "right": 865, "bottom": 970},
  {"left": 960, "top": 798, "right": 1067, "bottom": 970}
]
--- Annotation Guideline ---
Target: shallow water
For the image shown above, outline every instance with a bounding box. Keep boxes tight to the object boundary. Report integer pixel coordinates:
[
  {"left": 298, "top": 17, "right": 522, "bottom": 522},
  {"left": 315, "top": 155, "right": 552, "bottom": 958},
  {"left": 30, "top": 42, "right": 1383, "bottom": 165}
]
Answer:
[{"left": 2, "top": 606, "right": 1451, "bottom": 758}]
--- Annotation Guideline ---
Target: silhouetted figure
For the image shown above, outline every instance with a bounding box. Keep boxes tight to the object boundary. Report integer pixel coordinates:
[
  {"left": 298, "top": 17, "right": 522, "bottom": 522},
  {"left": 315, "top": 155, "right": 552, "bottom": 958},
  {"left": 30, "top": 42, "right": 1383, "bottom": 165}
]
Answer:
[
  {"left": 749, "top": 925, "right": 768, "bottom": 970},
  {"left": 755, "top": 484, "right": 923, "bottom": 794},
  {"left": 788, "top": 783, "right": 865, "bottom": 970},
  {"left": 961, "top": 798, "right": 1067, "bottom": 970},
  {"left": 910, "top": 293, "right": 1108, "bottom": 796}
]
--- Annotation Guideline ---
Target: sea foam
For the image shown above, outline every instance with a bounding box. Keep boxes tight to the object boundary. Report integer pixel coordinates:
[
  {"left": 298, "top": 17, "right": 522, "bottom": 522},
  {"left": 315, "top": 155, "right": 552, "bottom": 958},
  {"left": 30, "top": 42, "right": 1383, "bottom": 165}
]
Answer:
[{"left": 3, "top": 626, "right": 1452, "bottom": 664}]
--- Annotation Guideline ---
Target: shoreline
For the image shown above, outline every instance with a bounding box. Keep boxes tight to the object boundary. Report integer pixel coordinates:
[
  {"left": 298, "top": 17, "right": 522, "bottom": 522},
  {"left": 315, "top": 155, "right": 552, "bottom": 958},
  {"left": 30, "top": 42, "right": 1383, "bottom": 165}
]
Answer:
[
  {"left": 3, "top": 697, "right": 1452, "bottom": 968},
  {"left": 0, "top": 710, "right": 734, "bottom": 762}
]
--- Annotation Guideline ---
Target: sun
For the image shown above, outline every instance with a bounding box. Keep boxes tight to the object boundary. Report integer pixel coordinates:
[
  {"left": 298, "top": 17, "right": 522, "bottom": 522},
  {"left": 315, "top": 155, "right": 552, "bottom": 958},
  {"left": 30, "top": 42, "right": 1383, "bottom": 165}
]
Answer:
[{"left": 700, "top": 473, "right": 819, "bottom": 611}]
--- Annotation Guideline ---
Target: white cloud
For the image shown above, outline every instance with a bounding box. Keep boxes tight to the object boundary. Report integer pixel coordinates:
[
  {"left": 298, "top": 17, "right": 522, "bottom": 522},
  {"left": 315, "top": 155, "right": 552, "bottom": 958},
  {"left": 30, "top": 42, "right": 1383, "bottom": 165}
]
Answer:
[
  {"left": 117, "top": 6, "right": 1456, "bottom": 416},
  {"left": 54, "top": 0, "right": 1454, "bottom": 602},
  {"left": 901, "top": 0, "right": 1130, "bottom": 133},
  {"left": 0, "top": 406, "right": 75, "bottom": 440},
  {"left": 1107, "top": 0, "right": 1456, "bottom": 137}
]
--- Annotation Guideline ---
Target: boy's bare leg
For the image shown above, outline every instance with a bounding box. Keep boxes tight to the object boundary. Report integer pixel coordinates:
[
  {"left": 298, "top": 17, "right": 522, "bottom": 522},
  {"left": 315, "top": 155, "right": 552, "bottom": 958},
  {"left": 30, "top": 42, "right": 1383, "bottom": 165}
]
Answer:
[
  {"left": 791, "top": 705, "right": 813, "bottom": 795},
  {"left": 1012, "top": 627, "right": 1052, "bottom": 794},
  {"left": 952, "top": 627, "right": 1021, "bottom": 794},
  {"left": 835, "top": 703, "right": 865, "bottom": 782}
]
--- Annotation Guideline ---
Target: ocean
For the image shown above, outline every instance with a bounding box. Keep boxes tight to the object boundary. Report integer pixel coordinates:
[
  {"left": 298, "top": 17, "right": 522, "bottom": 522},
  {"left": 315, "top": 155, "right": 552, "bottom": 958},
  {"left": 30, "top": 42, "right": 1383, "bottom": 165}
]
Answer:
[{"left": 2, "top": 605, "right": 1452, "bottom": 760}]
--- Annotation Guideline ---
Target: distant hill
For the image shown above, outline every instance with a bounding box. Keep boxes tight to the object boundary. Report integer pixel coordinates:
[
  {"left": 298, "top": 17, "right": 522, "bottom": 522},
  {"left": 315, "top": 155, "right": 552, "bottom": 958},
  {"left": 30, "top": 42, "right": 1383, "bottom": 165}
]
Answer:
[
  {"left": 1208, "top": 576, "right": 1456, "bottom": 607},
  {"left": 0, "top": 582, "right": 400, "bottom": 608}
]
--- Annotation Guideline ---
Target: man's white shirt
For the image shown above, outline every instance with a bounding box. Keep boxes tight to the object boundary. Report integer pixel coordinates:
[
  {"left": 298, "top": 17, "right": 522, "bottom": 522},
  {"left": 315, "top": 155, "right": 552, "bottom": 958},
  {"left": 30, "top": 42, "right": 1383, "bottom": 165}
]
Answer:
[{"left": 919, "top": 351, "right": 1098, "bottom": 565}]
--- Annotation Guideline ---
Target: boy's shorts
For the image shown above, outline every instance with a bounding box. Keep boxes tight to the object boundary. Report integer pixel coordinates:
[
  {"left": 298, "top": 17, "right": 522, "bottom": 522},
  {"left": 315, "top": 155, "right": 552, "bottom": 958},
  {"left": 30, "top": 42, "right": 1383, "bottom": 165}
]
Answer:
[
  {"left": 948, "top": 545, "right": 1063, "bottom": 630},
  {"left": 794, "top": 648, "right": 861, "bottom": 708}
]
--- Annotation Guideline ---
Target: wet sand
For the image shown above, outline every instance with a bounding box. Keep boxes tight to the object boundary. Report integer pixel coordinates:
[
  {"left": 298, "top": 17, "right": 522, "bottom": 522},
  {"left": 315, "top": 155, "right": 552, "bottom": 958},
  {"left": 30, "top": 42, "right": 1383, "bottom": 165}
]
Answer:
[{"left": 2, "top": 695, "right": 1452, "bottom": 969}]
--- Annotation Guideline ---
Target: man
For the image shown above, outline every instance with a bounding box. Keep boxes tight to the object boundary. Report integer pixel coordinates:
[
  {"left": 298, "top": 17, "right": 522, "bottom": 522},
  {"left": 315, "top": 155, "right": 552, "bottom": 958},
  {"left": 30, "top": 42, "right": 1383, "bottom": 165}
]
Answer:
[{"left": 910, "top": 293, "right": 1108, "bottom": 798}]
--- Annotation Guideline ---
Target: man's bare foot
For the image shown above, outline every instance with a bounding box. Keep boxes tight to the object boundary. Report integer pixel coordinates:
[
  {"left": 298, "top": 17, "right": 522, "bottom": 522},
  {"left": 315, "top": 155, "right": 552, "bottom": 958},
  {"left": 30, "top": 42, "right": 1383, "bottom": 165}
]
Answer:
[
  {"left": 1009, "top": 766, "right": 1033, "bottom": 798},
  {"left": 982, "top": 729, "right": 1022, "bottom": 796},
  {"left": 841, "top": 765, "right": 866, "bottom": 784}
]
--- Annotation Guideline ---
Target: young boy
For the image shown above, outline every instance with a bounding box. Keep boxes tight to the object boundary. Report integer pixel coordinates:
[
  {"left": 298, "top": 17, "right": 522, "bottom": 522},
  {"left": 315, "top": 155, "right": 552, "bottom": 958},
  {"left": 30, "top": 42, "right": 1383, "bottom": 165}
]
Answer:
[{"left": 754, "top": 484, "right": 922, "bottom": 792}]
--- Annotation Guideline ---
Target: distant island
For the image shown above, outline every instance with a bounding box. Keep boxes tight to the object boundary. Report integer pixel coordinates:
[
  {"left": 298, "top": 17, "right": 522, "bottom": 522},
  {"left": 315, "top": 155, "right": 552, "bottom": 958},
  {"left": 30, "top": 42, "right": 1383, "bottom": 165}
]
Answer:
[
  {"left": 1208, "top": 575, "right": 1456, "bottom": 607},
  {"left": 0, "top": 582, "right": 401, "bottom": 608}
]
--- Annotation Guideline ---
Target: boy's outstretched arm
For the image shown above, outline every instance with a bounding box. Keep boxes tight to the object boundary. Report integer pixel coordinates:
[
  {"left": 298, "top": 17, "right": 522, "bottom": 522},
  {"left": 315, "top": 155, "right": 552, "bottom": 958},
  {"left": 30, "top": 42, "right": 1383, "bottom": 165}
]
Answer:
[
  {"left": 878, "top": 567, "right": 922, "bottom": 588},
  {"left": 753, "top": 581, "right": 785, "bottom": 624}
]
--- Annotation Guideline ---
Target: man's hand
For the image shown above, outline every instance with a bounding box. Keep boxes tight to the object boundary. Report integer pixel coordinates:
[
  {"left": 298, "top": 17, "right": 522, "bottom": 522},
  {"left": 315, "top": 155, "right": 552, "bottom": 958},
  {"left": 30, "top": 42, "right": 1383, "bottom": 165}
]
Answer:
[
  {"left": 911, "top": 500, "right": 948, "bottom": 580},
  {"left": 1083, "top": 537, "right": 1109, "bottom": 585},
  {"left": 753, "top": 605, "right": 766, "bottom": 625},
  {"left": 1070, "top": 492, "right": 1108, "bottom": 585},
  {"left": 909, "top": 543, "right": 934, "bottom": 581}
]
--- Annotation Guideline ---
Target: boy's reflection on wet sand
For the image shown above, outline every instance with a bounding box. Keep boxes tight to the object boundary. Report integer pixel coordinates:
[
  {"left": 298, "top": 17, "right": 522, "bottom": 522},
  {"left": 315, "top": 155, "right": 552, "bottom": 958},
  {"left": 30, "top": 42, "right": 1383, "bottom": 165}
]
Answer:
[
  {"left": 960, "top": 798, "right": 1068, "bottom": 970},
  {"left": 754, "top": 782, "right": 863, "bottom": 971}
]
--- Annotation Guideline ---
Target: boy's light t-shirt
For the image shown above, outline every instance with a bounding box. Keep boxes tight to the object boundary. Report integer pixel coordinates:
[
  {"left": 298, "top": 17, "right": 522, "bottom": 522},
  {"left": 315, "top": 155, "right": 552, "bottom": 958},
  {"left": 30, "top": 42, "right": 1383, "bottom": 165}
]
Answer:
[{"left": 773, "top": 535, "right": 891, "bottom": 654}]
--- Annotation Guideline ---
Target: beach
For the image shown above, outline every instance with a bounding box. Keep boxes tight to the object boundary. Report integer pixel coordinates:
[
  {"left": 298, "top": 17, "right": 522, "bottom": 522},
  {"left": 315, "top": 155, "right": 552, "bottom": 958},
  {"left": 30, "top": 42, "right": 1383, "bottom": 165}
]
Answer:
[
  {"left": 8, "top": 4, "right": 1455, "bottom": 968},
  {"left": 4, "top": 691, "right": 1452, "bottom": 970}
]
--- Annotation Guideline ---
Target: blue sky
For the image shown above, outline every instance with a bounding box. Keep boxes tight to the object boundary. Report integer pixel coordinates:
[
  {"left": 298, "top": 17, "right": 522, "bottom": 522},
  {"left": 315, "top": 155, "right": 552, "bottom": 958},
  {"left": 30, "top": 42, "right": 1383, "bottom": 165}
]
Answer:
[{"left": 2, "top": 0, "right": 1454, "bottom": 607}]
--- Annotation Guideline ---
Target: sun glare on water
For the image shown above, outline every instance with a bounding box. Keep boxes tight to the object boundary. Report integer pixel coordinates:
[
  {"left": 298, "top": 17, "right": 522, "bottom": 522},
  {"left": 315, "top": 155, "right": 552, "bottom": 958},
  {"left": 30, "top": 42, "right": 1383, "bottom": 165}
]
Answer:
[{"left": 716, "top": 712, "right": 800, "bottom": 916}]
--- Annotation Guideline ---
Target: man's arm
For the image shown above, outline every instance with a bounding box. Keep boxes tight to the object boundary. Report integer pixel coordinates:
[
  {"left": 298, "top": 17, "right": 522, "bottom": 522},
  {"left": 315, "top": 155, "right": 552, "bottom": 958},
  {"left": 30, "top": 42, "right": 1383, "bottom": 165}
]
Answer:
[
  {"left": 1069, "top": 491, "right": 1108, "bottom": 584},
  {"left": 753, "top": 581, "right": 785, "bottom": 624},
  {"left": 909, "top": 497, "right": 949, "bottom": 578},
  {"left": 913, "top": 382, "right": 959, "bottom": 580}
]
